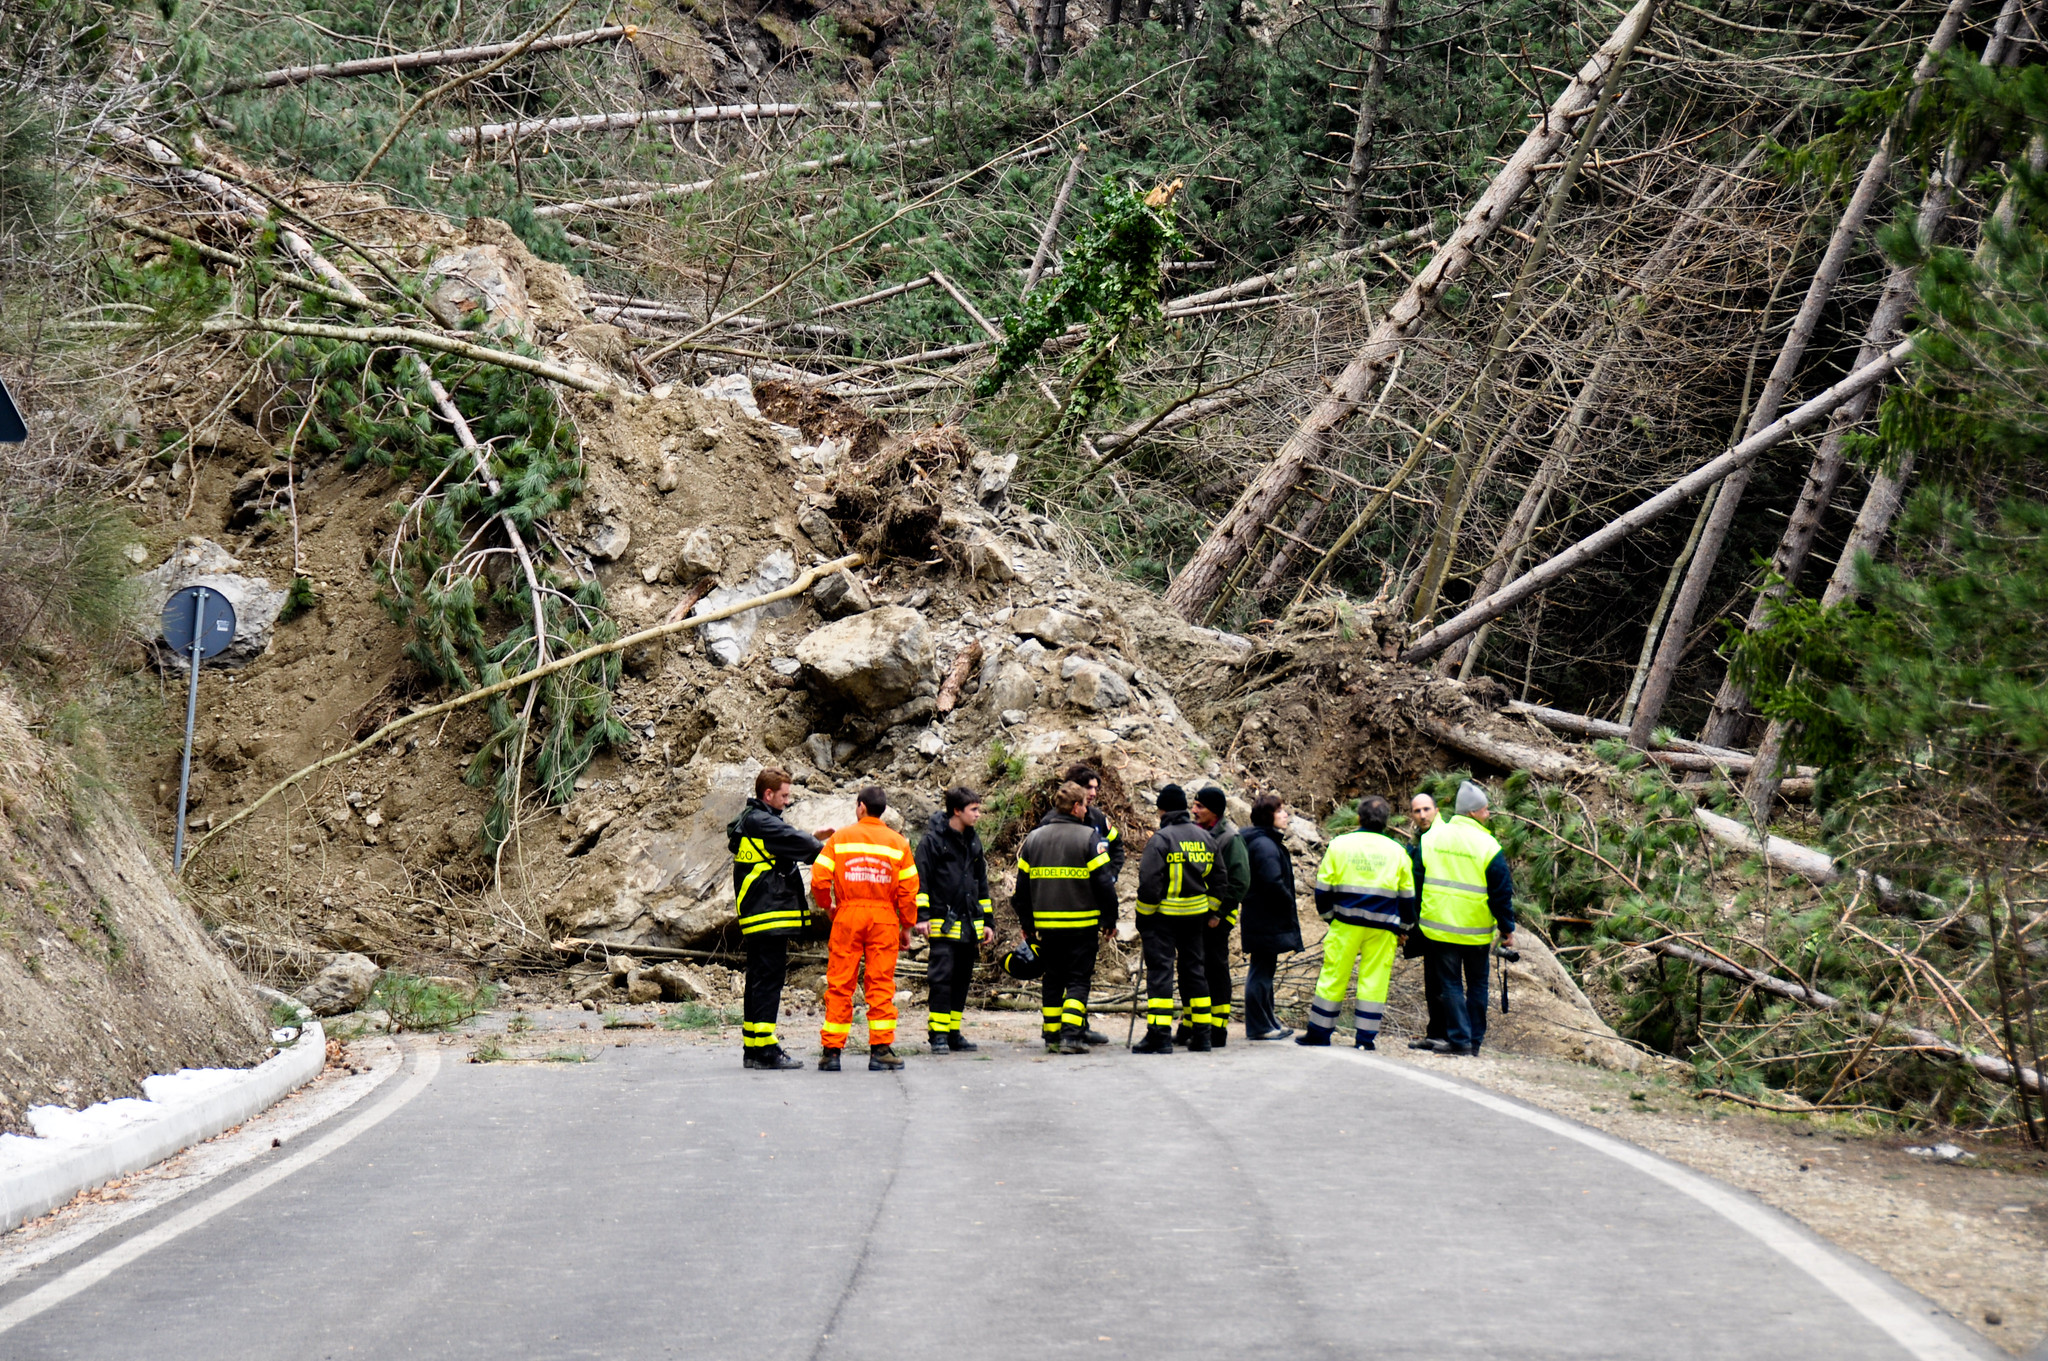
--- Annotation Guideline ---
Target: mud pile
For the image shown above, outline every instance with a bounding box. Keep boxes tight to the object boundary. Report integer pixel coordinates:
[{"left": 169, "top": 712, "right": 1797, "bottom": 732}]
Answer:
[{"left": 101, "top": 176, "right": 1640, "bottom": 1067}]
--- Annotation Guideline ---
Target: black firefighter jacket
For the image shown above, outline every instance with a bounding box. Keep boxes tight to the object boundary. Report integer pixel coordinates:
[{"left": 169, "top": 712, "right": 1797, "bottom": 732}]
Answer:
[
  {"left": 914, "top": 810, "right": 992, "bottom": 940},
  {"left": 1013, "top": 811, "right": 1118, "bottom": 938},
  {"left": 727, "top": 797, "right": 824, "bottom": 938}
]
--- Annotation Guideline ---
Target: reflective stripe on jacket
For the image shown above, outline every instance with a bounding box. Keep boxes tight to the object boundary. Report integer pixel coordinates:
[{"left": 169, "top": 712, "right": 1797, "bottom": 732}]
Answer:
[
  {"left": 1039, "top": 804, "right": 1125, "bottom": 882},
  {"left": 1313, "top": 829, "right": 1415, "bottom": 931},
  {"left": 914, "top": 809, "right": 991, "bottom": 939},
  {"left": 1135, "top": 811, "right": 1218, "bottom": 916},
  {"left": 1418, "top": 815, "right": 1510, "bottom": 944},
  {"left": 1014, "top": 811, "right": 1117, "bottom": 935},
  {"left": 727, "top": 798, "right": 824, "bottom": 938},
  {"left": 812, "top": 816, "right": 920, "bottom": 925}
]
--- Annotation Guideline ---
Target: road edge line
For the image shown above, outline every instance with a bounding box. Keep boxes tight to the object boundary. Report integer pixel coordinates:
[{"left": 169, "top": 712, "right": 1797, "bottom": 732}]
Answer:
[
  {"left": 0, "top": 1045, "right": 442, "bottom": 1337},
  {"left": 0, "top": 1023, "right": 329, "bottom": 1234},
  {"left": 1329, "top": 1050, "right": 1999, "bottom": 1361}
]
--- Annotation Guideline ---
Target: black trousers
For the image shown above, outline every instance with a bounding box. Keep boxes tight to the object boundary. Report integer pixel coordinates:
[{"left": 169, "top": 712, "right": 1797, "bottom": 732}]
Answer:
[
  {"left": 1199, "top": 918, "right": 1234, "bottom": 1031},
  {"left": 1421, "top": 943, "right": 1450, "bottom": 1041},
  {"left": 742, "top": 935, "right": 789, "bottom": 1053},
  {"left": 1037, "top": 929, "right": 1099, "bottom": 1041},
  {"left": 926, "top": 936, "right": 977, "bottom": 1031},
  {"left": 1424, "top": 938, "right": 1491, "bottom": 1051},
  {"left": 1243, "top": 949, "right": 1280, "bottom": 1036},
  {"left": 1139, "top": 915, "right": 1209, "bottom": 1031}
]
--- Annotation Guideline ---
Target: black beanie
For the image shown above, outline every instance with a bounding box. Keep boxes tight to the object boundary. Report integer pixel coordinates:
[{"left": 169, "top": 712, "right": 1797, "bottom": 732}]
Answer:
[
  {"left": 1156, "top": 783, "right": 1187, "bottom": 813},
  {"left": 1195, "top": 786, "right": 1227, "bottom": 817}
]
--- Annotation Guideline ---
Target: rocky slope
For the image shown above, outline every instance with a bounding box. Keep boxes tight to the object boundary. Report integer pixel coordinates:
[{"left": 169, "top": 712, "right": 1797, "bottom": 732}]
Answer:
[{"left": 92, "top": 178, "right": 1642, "bottom": 1067}]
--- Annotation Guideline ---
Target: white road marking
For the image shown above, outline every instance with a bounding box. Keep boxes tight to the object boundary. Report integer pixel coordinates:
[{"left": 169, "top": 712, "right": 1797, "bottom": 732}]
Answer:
[
  {"left": 0, "top": 1047, "right": 442, "bottom": 1336},
  {"left": 1335, "top": 1051, "right": 1987, "bottom": 1361}
]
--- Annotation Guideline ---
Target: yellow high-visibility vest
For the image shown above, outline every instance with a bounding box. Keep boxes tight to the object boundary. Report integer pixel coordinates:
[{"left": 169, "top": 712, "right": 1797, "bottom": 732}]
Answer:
[{"left": 1418, "top": 815, "right": 1502, "bottom": 945}]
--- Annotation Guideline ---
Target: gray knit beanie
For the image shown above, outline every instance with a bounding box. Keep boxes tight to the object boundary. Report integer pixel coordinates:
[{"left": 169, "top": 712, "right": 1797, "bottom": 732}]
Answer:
[{"left": 1454, "top": 780, "right": 1489, "bottom": 815}]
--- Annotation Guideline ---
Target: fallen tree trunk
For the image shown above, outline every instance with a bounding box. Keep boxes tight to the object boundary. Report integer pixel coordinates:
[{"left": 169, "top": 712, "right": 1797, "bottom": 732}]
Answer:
[
  {"left": 1159, "top": 0, "right": 1658, "bottom": 622},
  {"left": 105, "top": 127, "right": 372, "bottom": 308},
  {"left": 448, "top": 102, "right": 813, "bottom": 145},
  {"left": 1166, "top": 226, "right": 1433, "bottom": 311},
  {"left": 1508, "top": 701, "right": 1811, "bottom": 770},
  {"left": 185, "top": 554, "right": 864, "bottom": 868},
  {"left": 216, "top": 25, "right": 634, "bottom": 93},
  {"left": 1398, "top": 335, "right": 1915, "bottom": 665},
  {"left": 202, "top": 316, "right": 621, "bottom": 394},
  {"left": 536, "top": 137, "right": 934, "bottom": 218},
  {"left": 1415, "top": 715, "right": 1596, "bottom": 782},
  {"left": 1647, "top": 937, "right": 2042, "bottom": 1096},
  {"left": 1693, "top": 807, "right": 1840, "bottom": 882},
  {"left": 1023, "top": 147, "right": 1087, "bottom": 296}
]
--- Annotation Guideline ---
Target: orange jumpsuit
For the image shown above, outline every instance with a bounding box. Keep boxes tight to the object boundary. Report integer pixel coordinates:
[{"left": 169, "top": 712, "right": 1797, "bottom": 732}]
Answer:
[{"left": 812, "top": 815, "right": 920, "bottom": 1050}]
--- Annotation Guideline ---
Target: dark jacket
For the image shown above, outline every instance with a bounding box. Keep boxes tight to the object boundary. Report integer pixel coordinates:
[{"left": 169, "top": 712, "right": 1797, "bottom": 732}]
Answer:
[
  {"left": 1135, "top": 811, "right": 1219, "bottom": 918},
  {"left": 727, "top": 797, "right": 824, "bottom": 938},
  {"left": 1039, "top": 803, "right": 1125, "bottom": 882},
  {"left": 1238, "top": 825, "right": 1303, "bottom": 954},
  {"left": 1205, "top": 817, "right": 1252, "bottom": 925},
  {"left": 914, "top": 809, "right": 991, "bottom": 939},
  {"left": 1013, "top": 810, "right": 1117, "bottom": 937}
]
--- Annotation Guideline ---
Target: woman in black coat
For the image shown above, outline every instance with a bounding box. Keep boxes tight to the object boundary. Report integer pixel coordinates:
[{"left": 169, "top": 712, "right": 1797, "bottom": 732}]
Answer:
[{"left": 1237, "top": 794, "right": 1304, "bottom": 1041}]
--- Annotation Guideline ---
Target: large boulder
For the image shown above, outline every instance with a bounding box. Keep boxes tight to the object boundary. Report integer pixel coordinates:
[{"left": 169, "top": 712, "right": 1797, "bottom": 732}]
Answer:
[
  {"left": 1012, "top": 606, "right": 1096, "bottom": 647},
  {"left": 796, "top": 606, "right": 934, "bottom": 714},
  {"left": 423, "top": 244, "right": 533, "bottom": 339},
  {"left": 1061, "top": 656, "right": 1131, "bottom": 711},
  {"left": 297, "top": 952, "right": 380, "bottom": 1017},
  {"left": 136, "top": 538, "right": 289, "bottom": 668},
  {"left": 693, "top": 549, "right": 797, "bottom": 667},
  {"left": 555, "top": 761, "right": 762, "bottom": 948}
]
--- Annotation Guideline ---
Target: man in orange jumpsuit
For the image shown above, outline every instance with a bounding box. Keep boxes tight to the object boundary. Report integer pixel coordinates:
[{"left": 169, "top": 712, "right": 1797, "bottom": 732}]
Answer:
[{"left": 812, "top": 785, "right": 920, "bottom": 1072}]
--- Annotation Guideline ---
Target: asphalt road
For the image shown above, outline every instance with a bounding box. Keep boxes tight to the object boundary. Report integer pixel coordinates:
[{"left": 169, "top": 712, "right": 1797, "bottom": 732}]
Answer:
[{"left": 0, "top": 1033, "right": 1997, "bottom": 1361}]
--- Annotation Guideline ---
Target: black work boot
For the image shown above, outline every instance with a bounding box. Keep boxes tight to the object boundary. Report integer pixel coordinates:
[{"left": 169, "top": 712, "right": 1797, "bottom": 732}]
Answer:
[
  {"left": 1080, "top": 1028, "right": 1108, "bottom": 1046},
  {"left": 1188, "top": 1027, "right": 1213, "bottom": 1053},
  {"left": 1210, "top": 1025, "right": 1228, "bottom": 1049},
  {"left": 929, "top": 1032, "right": 949, "bottom": 1055},
  {"left": 1295, "top": 1030, "right": 1331, "bottom": 1047},
  {"left": 868, "top": 1045, "right": 905, "bottom": 1071},
  {"left": 1057, "top": 1025, "right": 1089, "bottom": 1055},
  {"left": 1132, "top": 1025, "right": 1174, "bottom": 1054},
  {"left": 1355, "top": 1035, "right": 1377, "bottom": 1052},
  {"left": 744, "top": 1045, "right": 802, "bottom": 1071},
  {"left": 1408, "top": 1037, "right": 1441, "bottom": 1050},
  {"left": 1174, "top": 1025, "right": 1194, "bottom": 1049},
  {"left": 946, "top": 1032, "right": 980, "bottom": 1053},
  {"left": 818, "top": 1048, "right": 842, "bottom": 1071}
]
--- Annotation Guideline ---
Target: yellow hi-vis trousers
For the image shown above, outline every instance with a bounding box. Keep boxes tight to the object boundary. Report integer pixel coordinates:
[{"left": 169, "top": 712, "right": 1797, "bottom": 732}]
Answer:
[{"left": 1308, "top": 920, "right": 1396, "bottom": 1043}]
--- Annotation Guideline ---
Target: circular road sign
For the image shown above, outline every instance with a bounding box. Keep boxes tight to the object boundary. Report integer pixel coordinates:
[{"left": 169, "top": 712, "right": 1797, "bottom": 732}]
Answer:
[{"left": 161, "top": 585, "right": 239, "bottom": 661}]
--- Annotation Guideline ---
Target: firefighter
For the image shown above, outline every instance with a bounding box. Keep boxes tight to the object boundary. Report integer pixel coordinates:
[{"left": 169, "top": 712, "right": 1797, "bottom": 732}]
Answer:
[
  {"left": 1013, "top": 781, "right": 1118, "bottom": 1053},
  {"left": 727, "top": 767, "right": 834, "bottom": 1071},
  {"left": 813, "top": 786, "right": 921, "bottom": 1072},
  {"left": 1132, "top": 784, "right": 1219, "bottom": 1053},
  {"left": 1053, "top": 762, "right": 1126, "bottom": 883},
  {"left": 916, "top": 786, "right": 993, "bottom": 1054},
  {"left": 1191, "top": 786, "right": 1250, "bottom": 1048},
  {"left": 1417, "top": 780, "right": 1516, "bottom": 1055},
  {"left": 1298, "top": 794, "right": 1413, "bottom": 1050}
]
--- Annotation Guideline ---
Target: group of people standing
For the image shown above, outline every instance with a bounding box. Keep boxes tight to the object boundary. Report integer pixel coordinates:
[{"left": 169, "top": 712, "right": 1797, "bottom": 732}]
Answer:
[{"left": 723, "top": 762, "right": 1514, "bottom": 1071}]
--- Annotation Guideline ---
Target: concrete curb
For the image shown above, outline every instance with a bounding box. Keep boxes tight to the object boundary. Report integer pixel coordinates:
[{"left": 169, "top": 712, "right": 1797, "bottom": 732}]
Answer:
[{"left": 0, "top": 1022, "right": 326, "bottom": 1234}]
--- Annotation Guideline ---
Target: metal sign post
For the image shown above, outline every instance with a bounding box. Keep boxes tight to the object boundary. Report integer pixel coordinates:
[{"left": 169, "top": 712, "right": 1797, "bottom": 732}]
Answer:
[{"left": 161, "top": 586, "right": 237, "bottom": 871}]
